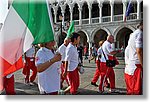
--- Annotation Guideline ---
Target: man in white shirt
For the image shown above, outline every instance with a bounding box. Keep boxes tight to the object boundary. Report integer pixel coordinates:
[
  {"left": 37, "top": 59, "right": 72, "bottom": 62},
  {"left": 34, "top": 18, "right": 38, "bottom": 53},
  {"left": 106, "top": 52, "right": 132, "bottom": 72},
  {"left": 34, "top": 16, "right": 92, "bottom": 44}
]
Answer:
[
  {"left": 58, "top": 38, "right": 70, "bottom": 88},
  {"left": 63, "top": 32, "right": 80, "bottom": 95},
  {"left": 99, "top": 35, "right": 121, "bottom": 93},
  {"left": 23, "top": 45, "right": 37, "bottom": 85},
  {"left": 35, "top": 41, "right": 61, "bottom": 95},
  {"left": 124, "top": 21, "right": 143, "bottom": 95}
]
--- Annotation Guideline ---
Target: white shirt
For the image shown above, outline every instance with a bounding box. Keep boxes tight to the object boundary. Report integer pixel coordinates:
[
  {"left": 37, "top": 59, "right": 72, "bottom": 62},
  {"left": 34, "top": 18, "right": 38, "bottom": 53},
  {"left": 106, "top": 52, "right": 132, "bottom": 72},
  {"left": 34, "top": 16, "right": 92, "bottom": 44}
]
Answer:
[
  {"left": 124, "top": 46, "right": 129, "bottom": 65},
  {"left": 126, "top": 29, "right": 143, "bottom": 75},
  {"left": 97, "top": 47, "right": 102, "bottom": 61},
  {"left": 124, "top": 46, "right": 130, "bottom": 74},
  {"left": 35, "top": 47, "right": 61, "bottom": 94},
  {"left": 57, "top": 44, "right": 67, "bottom": 61},
  {"left": 6, "top": 73, "right": 13, "bottom": 78},
  {"left": 26, "top": 46, "right": 35, "bottom": 57},
  {"left": 100, "top": 40, "right": 113, "bottom": 62},
  {"left": 65, "top": 43, "right": 79, "bottom": 71}
]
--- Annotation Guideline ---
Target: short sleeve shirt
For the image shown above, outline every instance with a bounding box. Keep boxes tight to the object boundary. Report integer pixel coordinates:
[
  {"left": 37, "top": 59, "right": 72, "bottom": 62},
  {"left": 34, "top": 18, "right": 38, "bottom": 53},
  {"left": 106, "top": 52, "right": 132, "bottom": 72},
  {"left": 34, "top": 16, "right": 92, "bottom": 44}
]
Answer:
[
  {"left": 35, "top": 47, "right": 60, "bottom": 94},
  {"left": 97, "top": 47, "right": 102, "bottom": 61},
  {"left": 126, "top": 29, "right": 143, "bottom": 75},
  {"left": 26, "top": 46, "right": 35, "bottom": 57},
  {"left": 57, "top": 44, "right": 66, "bottom": 61},
  {"left": 100, "top": 41, "right": 113, "bottom": 62},
  {"left": 65, "top": 43, "right": 79, "bottom": 71}
]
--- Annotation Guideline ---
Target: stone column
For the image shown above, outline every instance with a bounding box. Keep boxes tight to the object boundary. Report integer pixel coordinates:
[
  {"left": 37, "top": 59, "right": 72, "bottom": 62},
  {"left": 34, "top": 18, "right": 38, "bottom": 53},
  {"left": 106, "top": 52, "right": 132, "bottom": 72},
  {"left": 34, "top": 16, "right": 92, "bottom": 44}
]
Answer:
[
  {"left": 70, "top": 9, "right": 73, "bottom": 22},
  {"left": 99, "top": 3, "right": 103, "bottom": 23},
  {"left": 123, "top": 2, "right": 127, "bottom": 21},
  {"left": 88, "top": 5, "right": 92, "bottom": 24},
  {"left": 137, "top": 1, "right": 141, "bottom": 20},
  {"left": 88, "top": 42, "right": 93, "bottom": 56},
  {"left": 110, "top": 2, "right": 114, "bottom": 22},
  {"left": 78, "top": 7, "right": 82, "bottom": 26},
  {"left": 53, "top": 6, "right": 58, "bottom": 23},
  {"left": 61, "top": 10, "right": 65, "bottom": 27},
  {"left": 54, "top": 11, "right": 57, "bottom": 23}
]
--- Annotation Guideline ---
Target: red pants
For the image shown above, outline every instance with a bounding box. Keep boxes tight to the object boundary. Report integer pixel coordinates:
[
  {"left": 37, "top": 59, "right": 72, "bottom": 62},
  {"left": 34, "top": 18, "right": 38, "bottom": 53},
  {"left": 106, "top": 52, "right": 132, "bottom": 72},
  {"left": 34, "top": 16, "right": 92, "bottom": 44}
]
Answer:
[
  {"left": 61, "top": 63, "right": 70, "bottom": 87},
  {"left": 99, "top": 62, "right": 115, "bottom": 91},
  {"left": 23, "top": 57, "right": 37, "bottom": 83},
  {"left": 91, "top": 68, "right": 100, "bottom": 83},
  {"left": 92, "top": 61, "right": 109, "bottom": 85},
  {"left": 3, "top": 75, "right": 16, "bottom": 95},
  {"left": 124, "top": 64, "right": 142, "bottom": 95},
  {"left": 68, "top": 68, "right": 79, "bottom": 94}
]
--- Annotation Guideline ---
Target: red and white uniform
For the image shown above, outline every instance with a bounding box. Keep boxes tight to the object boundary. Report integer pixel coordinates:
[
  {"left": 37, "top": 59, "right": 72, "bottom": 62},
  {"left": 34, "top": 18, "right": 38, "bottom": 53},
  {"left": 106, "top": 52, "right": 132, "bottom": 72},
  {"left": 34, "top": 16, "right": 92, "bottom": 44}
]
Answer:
[
  {"left": 91, "top": 47, "right": 102, "bottom": 83},
  {"left": 124, "top": 29, "right": 143, "bottom": 95},
  {"left": 65, "top": 43, "right": 79, "bottom": 94},
  {"left": 99, "top": 40, "right": 115, "bottom": 91},
  {"left": 58, "top": 44, "right": 70, "bottom": 86},
  {"left": 23, "top": 46, "right": 37, "bottom": 83},
  {"left": 35, "top": 47, "right": 61, "bottom": 94}
]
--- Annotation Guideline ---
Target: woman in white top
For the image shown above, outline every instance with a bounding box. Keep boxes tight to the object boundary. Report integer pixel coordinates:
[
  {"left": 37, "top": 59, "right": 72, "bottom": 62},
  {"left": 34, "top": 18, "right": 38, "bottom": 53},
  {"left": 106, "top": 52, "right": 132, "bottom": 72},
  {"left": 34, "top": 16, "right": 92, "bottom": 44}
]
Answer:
[{"left": 35, "top": 41, "right": 61, "bottom": 95}]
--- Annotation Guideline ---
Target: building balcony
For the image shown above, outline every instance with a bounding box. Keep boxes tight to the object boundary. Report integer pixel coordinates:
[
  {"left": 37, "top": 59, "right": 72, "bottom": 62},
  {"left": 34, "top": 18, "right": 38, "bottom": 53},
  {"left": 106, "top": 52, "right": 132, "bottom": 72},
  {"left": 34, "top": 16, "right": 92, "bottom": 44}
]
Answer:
[{"left": 73, "top": 12, "right": 143, "bottom": 26}]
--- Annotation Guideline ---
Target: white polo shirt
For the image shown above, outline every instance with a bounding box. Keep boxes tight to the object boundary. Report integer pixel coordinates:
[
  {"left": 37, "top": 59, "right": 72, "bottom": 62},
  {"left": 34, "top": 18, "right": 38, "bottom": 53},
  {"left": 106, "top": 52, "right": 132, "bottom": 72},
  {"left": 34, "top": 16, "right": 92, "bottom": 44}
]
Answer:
[
  {"left": 57, "top": 44, "right": 67, "bottom": 61},
  {"left": 100, "top": 40, "right": 113, "bottom": 62},
  {"left": 65, "top": 43, "right": 79, "bottom": 71},
  {"left": 125, "top": 46, "right": 129, "bottom": 65},
  {"left": 97, "top": 47, "right": 102, "bottom": 61},
  {"left": 126, "top": 29, "right": 143, "bottom": 75},
  {"left": 124, "top": 46, "right": 130, "bottom": 74},
  {"left": 26, "top": 46, "right": 35, "bottom": 57},
  {"left": 35, "top": 47, "right": 61, "bottom": 94}
]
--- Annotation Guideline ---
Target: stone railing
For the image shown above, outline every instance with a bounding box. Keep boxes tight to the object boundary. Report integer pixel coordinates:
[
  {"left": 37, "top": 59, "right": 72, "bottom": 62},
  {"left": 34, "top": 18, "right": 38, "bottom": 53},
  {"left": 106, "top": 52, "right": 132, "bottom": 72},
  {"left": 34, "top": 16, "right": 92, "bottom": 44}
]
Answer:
[
  {"left": 114, "top": 14, "right": 123, "bottom": 22},
  {"left": 91, "top": 17, "right": 99, "bottom": 24},
  {"left": 102, "top": 16, "right": 111, "bottom": 22}
]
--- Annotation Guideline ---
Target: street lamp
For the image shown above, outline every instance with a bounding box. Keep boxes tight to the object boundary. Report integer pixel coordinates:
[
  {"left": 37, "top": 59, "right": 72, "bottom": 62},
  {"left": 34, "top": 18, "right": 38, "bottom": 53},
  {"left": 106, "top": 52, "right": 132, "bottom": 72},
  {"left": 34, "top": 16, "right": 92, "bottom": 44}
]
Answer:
[
  {"left": 54, "top": 15, "right": 70, "bottom": 47},
  {"left": 59, "top": 15, "right": 63, "bottom": 47}
]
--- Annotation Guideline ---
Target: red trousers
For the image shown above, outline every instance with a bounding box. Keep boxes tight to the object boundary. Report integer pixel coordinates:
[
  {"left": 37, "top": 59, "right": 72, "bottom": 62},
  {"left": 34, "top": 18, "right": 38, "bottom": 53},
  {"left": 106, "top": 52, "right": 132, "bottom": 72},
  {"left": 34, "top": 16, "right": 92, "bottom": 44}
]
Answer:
[
  {"left": 23, "top": 57, "right": 37, "bottom": 83},
  {"left": 99, "top": 62, "right": 115, "bottom": 91},
  {"left": 91, "top": 61, "right": 109, "bottom": 85},
  {"left": 61, "top": 63, "right": 70, "bottom": 86},
  {"left": 91, "top": 68, "right": 100, "bottom": 83},
  {"left": 68, "top": 68, "right": 79, "bottom": 94},
  {"left": 124, "top": 64, "right": 142, "bottom": 95},
  {"left": 3, "top": 75, "right": 16, "bottom": 95}
]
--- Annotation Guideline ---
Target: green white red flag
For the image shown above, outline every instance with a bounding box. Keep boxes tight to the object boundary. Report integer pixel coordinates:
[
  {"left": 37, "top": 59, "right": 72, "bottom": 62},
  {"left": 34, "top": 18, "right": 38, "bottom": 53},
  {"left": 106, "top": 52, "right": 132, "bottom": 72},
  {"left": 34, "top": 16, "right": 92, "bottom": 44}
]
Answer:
[{"left": 0, "top": 0, "right": 55, "bottom": 77}]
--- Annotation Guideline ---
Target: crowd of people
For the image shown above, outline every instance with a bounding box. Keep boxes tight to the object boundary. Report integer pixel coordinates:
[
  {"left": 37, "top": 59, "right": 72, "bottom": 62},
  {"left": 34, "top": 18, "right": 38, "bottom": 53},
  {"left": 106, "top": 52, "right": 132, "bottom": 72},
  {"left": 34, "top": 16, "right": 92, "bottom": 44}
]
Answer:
[{"left": 0, "top": 21, "right": 143, "bottom": 95}]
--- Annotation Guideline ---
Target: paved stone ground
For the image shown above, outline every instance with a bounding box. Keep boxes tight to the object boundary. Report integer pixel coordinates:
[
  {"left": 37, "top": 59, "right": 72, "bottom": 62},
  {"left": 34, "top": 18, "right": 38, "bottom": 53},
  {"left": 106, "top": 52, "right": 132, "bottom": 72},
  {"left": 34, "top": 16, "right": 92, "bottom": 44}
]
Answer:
[{"left": 1, "top": 57, "right": 127, "bottom": 95}]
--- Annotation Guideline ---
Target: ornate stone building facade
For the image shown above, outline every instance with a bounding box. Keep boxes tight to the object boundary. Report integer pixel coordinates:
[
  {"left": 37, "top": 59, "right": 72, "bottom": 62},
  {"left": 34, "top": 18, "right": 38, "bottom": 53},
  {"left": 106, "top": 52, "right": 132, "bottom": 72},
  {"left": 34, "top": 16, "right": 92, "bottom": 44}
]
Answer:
[
  {"left": 1, "top": 0, "right": 143, "bottom": 54},
  {"left": 50, "top": 0, "right": 143, "bottom": 54}
]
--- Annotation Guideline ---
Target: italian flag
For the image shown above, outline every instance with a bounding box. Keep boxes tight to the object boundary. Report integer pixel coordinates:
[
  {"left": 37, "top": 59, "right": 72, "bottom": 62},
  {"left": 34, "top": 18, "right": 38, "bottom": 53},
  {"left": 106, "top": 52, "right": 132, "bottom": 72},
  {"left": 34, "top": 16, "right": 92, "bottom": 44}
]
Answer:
[
  {"left": 0, "top": 0, "right": 55, "bottom": 77},
  {"left": 66, "top": 20, "right": 75, "bottom": 38}
]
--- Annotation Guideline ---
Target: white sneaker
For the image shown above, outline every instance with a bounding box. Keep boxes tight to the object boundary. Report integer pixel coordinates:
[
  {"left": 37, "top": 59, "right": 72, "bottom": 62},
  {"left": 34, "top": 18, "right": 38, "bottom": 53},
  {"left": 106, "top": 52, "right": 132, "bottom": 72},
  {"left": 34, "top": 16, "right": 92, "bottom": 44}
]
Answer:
[
  {"left": 58, "top": 90, "right": 65, "bottom": 95},
  {"left": 29, "top": 82, "right": 35, "bottom": 86},
  {"left": 109, "top": 89, "right": 117, "bottom": 93}
]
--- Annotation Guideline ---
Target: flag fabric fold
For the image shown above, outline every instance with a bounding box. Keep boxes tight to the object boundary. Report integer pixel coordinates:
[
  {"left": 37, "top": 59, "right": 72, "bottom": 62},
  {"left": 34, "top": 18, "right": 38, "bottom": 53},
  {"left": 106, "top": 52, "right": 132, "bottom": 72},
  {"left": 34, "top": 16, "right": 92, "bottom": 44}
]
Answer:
[
  {"left": 124, "top": 0, "right": 133, "bottom": 22},
  {"left": 0, "top": 0, "right": 55, "bottom": 77},
  {"left": 66, "top": 21, "right": 75, "bottom": 38}
]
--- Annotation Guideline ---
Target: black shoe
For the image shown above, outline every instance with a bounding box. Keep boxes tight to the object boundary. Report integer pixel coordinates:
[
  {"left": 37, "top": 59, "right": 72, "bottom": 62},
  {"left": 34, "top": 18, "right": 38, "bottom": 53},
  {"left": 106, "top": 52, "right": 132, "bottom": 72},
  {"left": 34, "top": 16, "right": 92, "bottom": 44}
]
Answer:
[{"left": 91, "top": 82, "right": 98, "bottom": 87}]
